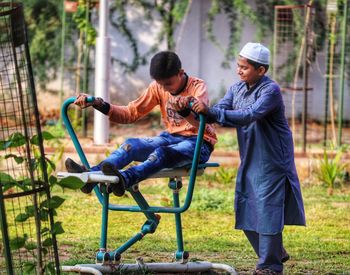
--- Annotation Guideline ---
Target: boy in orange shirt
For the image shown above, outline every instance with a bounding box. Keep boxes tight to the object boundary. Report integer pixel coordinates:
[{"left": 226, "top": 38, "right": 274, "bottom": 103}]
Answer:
[{"left": 66, "top": 51, "right": 217, "bottom": 196}]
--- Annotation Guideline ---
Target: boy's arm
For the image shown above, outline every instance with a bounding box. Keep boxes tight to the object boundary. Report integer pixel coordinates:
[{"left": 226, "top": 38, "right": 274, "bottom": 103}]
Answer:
[
  {"left": 191, "top": 86, "right": 236, "bottom": 125},
  {"left": 208, "top": 85, "right": 282, "bottom": 127},
  {"left": 108, "top": 84, "right": 160, "bottom": 124},
  {"left": 174, "top": 80, "right": 210, "bottom": 127},
  {"left": 74, "top": 89, "right": 159, "bottom": 124},
  {"left": 180, "top": 108, "right": 200, "bottom": 127}
]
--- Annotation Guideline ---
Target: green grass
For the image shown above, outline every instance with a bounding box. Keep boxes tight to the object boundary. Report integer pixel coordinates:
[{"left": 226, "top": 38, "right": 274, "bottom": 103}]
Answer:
[{"left": 55, "top": 179, "right": 350, "bottom": 274}]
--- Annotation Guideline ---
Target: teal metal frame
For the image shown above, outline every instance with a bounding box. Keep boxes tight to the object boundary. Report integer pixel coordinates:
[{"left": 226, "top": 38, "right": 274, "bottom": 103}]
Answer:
[{"left": 61, "top": 97, "right": 219, "bottom": 263}]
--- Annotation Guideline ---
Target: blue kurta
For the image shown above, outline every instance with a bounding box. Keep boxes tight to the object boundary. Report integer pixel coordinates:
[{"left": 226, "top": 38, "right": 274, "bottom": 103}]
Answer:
[{"left": 208, "top": 76, "right": 306, "bottom": 234}]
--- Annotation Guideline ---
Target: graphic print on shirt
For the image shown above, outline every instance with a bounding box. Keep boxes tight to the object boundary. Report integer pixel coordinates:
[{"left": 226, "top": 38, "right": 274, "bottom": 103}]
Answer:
[{"left": 166, "top": 100, "right": 183, "bottom": 127}]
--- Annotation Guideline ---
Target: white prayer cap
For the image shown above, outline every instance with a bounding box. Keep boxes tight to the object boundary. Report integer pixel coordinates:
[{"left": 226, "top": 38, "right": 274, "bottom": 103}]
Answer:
[{"left": 239, "top": 42, "right": 270, "bottom": 65}]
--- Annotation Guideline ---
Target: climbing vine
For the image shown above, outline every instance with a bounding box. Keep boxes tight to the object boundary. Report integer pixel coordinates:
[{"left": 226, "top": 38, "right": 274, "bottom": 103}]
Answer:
[
  {"left": 108, "top": 0, "right": 332, "bottom": 72},
  {"left": 73, "top": 1, "right": 97, "bottom": 46},
  {"left": 205, "top": 0, "right": 257, "bottom": 68},
  {"left": 24, "top": 0, "right": 62, "bottom": 88},
  {"left": 20, "top": 1, "right": 347, "bottom": 83},
  {"left": 0, "top": 131, "right": 84, "bottom": 273},
  {"left": 109, "top": 0, "right": 190, "bottom": 73}
]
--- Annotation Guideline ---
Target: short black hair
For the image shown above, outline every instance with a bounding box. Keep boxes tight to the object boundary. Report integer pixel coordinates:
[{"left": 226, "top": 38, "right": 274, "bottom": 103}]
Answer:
[
  {"left": 246, "top": 58, "right": 269, "bottom": 73},
  {"left": 150, "top": 51, "right": 182, "bottom": 80}
]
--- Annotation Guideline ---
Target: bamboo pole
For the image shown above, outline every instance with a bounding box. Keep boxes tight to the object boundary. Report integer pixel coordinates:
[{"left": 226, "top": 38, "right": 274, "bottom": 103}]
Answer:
[
  {"left": 328, "top": 15, "right": 337, "bottom": 146},
  {"left": 337, "top": 0, "right": 348, "bottom": 146}
]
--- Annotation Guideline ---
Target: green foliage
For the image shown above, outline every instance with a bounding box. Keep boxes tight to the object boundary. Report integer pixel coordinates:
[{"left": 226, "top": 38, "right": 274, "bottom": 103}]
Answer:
[
  {"left": 215, "top": 167, "right": 237, "bottom": 185},
  {"left": 30, "top": 131, "right": 56, "bottom": 145},
  {"left": 206, "top": 0, "right": 256, "bottom": 68},
  {"left": 57, "top": 176, "right": 85, "bottom": 190},
  {"left": 24, "top": 0, "right": 62, "bottom": 88},
  {"left": 200, "top": 167, "right": 237, "bottom": 187},
  {"left": 0, "top": 129, "right": 79, "bottom": 272},
  {"left": 0, "top": 132, "right": 26, "bottom": 149},
  {"left": 110, "top": 0, "right": 190, "bottom": 72},
  {"left": 18, "top": 0, "right": 97, "bottom": 89},
  {"left": 23, "top": 262, "right": 36, "bottom": 274},
  {"left": 191, "top": 188, "right": 232, "bottom": 212},
  {"left": 315, "top": 146, "right": 349, "bottom": 194},
  {"left": 73, "top": 2, "right": 97, "bottom": 46},
  {"left": 43, "top": 119, "right": 67, "bottom": 139},
  {"left": 9, "top": 234, "right": 28, "bottom": 250},
  {"left": 216, "top": 132, "right": 238, "bottom": 150},
  {"left": 109, "top": 0, "right": 149, "bottom": 73}
]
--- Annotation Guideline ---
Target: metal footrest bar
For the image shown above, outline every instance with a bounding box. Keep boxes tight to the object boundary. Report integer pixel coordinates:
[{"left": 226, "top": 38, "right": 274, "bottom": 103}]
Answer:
[
  {"left": 57, "top": 162, "right": 219, "bottom": 183},
  {"left": 62, "top": 260, "right": 237, "bottom": 274}
]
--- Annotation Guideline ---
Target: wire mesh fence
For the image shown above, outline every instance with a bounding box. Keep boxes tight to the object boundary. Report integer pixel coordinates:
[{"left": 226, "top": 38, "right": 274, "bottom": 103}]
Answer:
[
  {"left": 273, "top": 4, "right": 314, "bottom": 151},
  {"left": 0, "top": 2, "right": 60, "bottom": 274},
  {"left": 273, "top": 2, "right": 350, "bottom": 149}
]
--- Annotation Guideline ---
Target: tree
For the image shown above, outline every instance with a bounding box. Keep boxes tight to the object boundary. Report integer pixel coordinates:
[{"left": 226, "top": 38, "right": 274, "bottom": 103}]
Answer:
[{"left": 24, "top": 0, "right": 62, "bottom": 88}]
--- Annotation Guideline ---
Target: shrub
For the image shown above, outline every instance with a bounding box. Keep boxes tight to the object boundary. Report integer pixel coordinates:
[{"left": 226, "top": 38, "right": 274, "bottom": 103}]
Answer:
[
  {"left": 216, "top": 132, "right": 238, "bottom": 150},
  {"left": 315, "top": 146, "right": 349, "bottom": 195},
  {"left": 191, "top": 188, "right": 233, "bottom": 212}
]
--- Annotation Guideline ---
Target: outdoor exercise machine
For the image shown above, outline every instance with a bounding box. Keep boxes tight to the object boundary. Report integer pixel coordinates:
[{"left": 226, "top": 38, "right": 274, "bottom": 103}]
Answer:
[{"left": 58, "top": 97, "right": 236, "bottom": 274}]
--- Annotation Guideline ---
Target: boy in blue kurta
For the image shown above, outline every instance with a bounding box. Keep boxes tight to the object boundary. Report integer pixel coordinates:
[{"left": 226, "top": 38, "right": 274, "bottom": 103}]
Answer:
[{"left": 191, "top": 42, "right": 306, "bottom": 275}]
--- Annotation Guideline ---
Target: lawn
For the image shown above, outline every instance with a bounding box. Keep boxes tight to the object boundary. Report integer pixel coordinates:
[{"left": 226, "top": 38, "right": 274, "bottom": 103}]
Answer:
[{"left": 55, "top": 174, "right": 350, "bottom": 274}]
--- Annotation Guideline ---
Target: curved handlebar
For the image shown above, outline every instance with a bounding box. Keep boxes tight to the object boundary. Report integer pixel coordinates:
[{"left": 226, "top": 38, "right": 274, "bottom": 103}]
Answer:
[
  {"left": 61, "top": 97, "right": 91, "bottom": 170},
  {"left": 86, "top": 96, "right": 96, "bottom": 103}
]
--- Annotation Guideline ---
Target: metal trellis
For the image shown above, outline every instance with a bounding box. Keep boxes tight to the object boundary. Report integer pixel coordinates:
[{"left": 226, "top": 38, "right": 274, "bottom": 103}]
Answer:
[{"left": 0, "top": 2, "right": 60, "bottom": 274}]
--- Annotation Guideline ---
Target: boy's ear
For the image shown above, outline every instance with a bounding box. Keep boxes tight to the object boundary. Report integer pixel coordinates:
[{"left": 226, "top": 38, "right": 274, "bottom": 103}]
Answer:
[{"left": 258, "top": 66, "right": 266, "bottom": 76}]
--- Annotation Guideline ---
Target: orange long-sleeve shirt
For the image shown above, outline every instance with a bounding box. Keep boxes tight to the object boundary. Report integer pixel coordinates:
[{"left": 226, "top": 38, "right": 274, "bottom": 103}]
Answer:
[{"left": 107, "top": 76, "right": 217, "bottom": 146}]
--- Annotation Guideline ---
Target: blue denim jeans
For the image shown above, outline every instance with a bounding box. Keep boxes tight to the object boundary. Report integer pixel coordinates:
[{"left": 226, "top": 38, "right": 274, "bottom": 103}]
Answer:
[{"left": 91, "top": 131, "right": 212, "bottom": 187}]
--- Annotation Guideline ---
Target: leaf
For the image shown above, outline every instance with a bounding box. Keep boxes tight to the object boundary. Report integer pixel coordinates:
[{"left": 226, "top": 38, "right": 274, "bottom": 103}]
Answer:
[
  {"left": 22, "top": 178, "right": 33, "bottom": 187},
  {"left": 5, "top": 132, "right": 26, "bottom": 149},
  {"left": 51, "top": 209, "right": 57, "bottom": 217},
  {"left": 42, "top": 131, "right": 56, "bottom": 141},
  {"left": 15, "top": 213, "right": 30, "bottom": 222},
  {"left": 0, "top": 140, "right": 5, "bottom": 150},
  {"left": 51, "top": 222, "right": 65, "bottom": 235},
  {"left": 45, "top": 262, "right": 56, "bottom": 275},
  {"left": 49, "top": 175, "right": 57, "bottom": 185},
  {"left": 10, "top": 236, "right": 27, "bottom": 250},
  {"left": 25, "top": 205, "right": 36, "bottom": 217},
  {"left": 45, "top": 157, "right": 56, "bottom": 172},
  {"left": 30, "top": 131, "right": 55, "bottom": 146},
  {"left": 40, "top": 196, "right": 65, "bottom": 209},
  {"left": 41, "top": 227, "right": 50, "bottom": 235},
  {"left": 4, "top": 154, "right": 24, "bottom": 164},
  {"left": 30, "top": 135, "right": 39, "bottom": 146},
  {"left": 40, "top": 209, "right": 49, "bottom": 221},
  {"left": 0, "top": 172, "right": 16, "bottom": 185},
  {"left": 0, "top": 173, "right": 17, "bottom": 192},
  {"left": 25, "top": 242, "right": 37, "bottom": 250},
  {"left": 30, "top": 158, "right": 38, "bottom": 171},
  {"left": 42, "top": 237, "right": 53, "bottom": 247},
  {"left": 57, "top": 176, "right": 85, "bottom": 190},
  {"left": 23, "top": 262, "right": 36, "bottom": 273}
]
